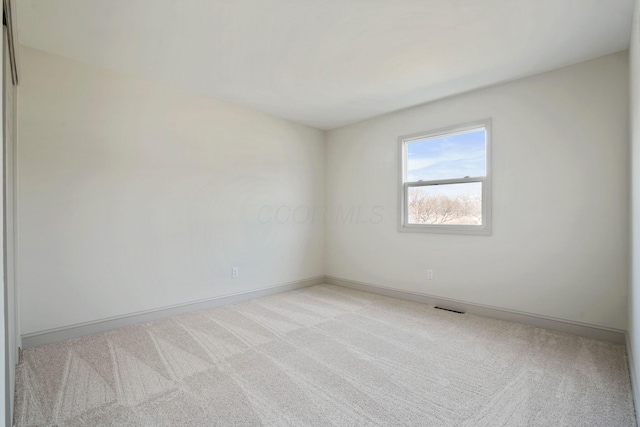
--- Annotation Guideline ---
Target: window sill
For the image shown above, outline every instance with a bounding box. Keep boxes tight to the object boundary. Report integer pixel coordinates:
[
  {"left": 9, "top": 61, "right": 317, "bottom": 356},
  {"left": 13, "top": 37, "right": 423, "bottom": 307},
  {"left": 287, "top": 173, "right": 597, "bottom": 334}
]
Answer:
[{"left": 398, "top": 224, "right": 492, "bottom": 236}]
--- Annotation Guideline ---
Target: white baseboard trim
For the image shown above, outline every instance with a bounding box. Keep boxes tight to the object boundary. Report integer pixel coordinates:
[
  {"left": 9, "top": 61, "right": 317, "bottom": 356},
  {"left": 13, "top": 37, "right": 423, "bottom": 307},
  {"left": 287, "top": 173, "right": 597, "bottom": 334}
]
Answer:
[
  {"left": 22, "top": 276, "right": 325, "bottom": 349},
  {"left": 22, "top": 275, "right": 627, "bottom": 349},
  {"left": 626, "top": 332, "right": 640, "bottom": 426},
  {"left": 326, "top": 276, "right": 626, "bottom": 344}
]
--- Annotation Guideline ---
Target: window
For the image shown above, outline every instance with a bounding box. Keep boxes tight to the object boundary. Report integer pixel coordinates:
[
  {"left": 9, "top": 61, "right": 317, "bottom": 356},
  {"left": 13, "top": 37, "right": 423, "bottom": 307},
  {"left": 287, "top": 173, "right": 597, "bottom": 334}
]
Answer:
[{"left": 398, "top": 119, "right": 491, "bottom": 235}]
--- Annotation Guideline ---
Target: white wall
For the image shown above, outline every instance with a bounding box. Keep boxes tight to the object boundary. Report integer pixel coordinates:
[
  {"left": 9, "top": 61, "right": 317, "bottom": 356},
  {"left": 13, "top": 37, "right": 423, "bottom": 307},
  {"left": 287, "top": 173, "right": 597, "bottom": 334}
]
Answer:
[
  {"left": 326, "top": 52, "right": 629, "bottom": 330},
  {"left": 629, "top": 0, "right": 640, "bottom": 409},
  {"left": 17, "top": 43, "right": 631, "bottom": 337},
  {"left": 17, "top": 47, "right": 325, "bottom": 335}
]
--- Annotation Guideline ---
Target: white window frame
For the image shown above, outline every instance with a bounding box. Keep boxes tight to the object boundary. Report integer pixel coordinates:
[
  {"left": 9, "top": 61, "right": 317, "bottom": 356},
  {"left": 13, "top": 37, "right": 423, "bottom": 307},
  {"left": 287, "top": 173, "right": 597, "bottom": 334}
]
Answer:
[{"left": 398, "top": 119, "right": 492, "bottom": 235}]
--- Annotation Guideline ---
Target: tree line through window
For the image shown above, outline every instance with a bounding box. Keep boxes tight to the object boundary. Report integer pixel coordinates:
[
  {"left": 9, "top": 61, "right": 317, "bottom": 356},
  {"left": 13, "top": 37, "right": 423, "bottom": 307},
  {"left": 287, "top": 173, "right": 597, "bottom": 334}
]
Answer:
[{"left": 408, "top": 183, "right": 482, "bottom": 225}]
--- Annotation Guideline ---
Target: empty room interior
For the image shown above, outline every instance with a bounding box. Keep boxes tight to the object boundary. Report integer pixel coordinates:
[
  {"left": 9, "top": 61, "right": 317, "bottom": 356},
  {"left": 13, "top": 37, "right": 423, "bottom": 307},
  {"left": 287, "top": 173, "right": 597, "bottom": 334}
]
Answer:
[{"left": 3, "top": 0, "right": 640, "bottom": 425}]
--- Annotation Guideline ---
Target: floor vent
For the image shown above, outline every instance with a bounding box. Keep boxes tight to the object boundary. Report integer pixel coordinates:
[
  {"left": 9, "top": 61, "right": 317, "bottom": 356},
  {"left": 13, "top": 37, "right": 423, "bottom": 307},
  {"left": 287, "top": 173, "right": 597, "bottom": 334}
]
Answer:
[{"left": 434, "top": 306, "right": 465, "bottom": 314}]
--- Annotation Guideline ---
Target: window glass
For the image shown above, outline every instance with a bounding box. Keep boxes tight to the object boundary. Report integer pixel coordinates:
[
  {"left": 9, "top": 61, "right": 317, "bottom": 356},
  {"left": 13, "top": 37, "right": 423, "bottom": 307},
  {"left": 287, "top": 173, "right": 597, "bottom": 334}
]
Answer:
[
  {"left": 407, "top": 182, "right": 482, "bottom": 225},
  {"left": 406, "top": 128, "right": 486, "bottom": 182}
]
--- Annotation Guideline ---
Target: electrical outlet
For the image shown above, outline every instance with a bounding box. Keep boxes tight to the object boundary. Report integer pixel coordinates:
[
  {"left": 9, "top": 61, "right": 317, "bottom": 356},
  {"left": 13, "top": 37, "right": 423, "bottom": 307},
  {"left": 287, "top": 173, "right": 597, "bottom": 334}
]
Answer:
[
  {"left": 427, "top": 269, "right": 434, "bottom": 280},
  {"left": 232, "top": 267, "right": 239, "bottom": 278}
]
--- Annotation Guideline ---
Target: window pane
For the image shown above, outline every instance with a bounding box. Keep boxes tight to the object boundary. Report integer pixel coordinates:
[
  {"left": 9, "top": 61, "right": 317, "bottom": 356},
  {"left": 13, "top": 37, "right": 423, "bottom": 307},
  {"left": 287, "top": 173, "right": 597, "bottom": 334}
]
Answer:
[
  {"left": 408, "top": 182, "right": 482, "bottom": 225},
  {"left": 406, "top": 128, "right": 486, "bottom": 182}
]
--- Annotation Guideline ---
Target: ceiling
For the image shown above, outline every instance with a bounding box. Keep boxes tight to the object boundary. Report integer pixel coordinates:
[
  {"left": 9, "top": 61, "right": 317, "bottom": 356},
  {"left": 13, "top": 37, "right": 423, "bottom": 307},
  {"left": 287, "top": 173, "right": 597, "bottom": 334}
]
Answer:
[{"left": 17, "top": 0, "right": 634, "bottom": 130}]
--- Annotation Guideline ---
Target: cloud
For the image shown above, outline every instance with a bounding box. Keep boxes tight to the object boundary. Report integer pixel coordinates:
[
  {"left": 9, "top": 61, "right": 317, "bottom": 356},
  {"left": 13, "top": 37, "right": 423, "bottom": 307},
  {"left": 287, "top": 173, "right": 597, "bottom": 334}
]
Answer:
[{"left": 407, "top": 152, "right": 485, "bottom": 181}]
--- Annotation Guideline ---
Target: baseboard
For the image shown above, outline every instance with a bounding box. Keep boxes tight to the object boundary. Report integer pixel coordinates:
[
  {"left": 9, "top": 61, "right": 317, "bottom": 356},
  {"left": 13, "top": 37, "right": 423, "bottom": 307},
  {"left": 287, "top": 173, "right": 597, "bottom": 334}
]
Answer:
[
  {"left": 626, "top": 332, "right": 640, "bottom": 426},
  {"left": 22, "top": 276, "right": 325, "bottom": 349},
  {"left": 22, "top": 275, "right": 627, "bottom": 349},
  {"left": 326, "top": 276, "right": 626, "bottom": 344}
]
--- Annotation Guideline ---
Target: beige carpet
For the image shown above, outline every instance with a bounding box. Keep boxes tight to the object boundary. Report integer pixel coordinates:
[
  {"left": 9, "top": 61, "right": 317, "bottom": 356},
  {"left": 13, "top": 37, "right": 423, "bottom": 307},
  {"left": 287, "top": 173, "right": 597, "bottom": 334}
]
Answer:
[{"left": 14, "top": 284, "right": 636, "bottom": 426}]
